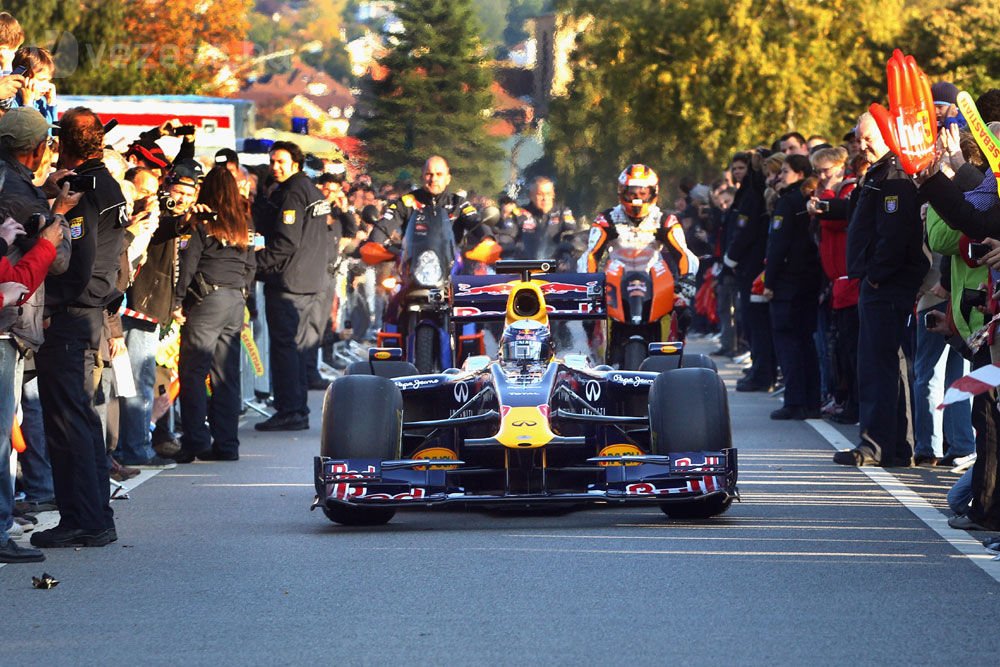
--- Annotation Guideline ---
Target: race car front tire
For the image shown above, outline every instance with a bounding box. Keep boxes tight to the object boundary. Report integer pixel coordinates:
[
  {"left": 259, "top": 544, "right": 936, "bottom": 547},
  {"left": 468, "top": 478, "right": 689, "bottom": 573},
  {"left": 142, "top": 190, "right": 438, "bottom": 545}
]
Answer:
[
  {"left": 660, "top": 494, "right": 733, "bottom": 520},
  {"left": 648, "top": 367, "right": 731, "bottom": 454},
  {"left": 322, "top": 504, "right": 396, "bottom": 526},
  {"left": 321, "top": 375, "right": 403, "bottom": 459},
  {"left": 320, "top": 375, "right": 402, "bottom": 525}
]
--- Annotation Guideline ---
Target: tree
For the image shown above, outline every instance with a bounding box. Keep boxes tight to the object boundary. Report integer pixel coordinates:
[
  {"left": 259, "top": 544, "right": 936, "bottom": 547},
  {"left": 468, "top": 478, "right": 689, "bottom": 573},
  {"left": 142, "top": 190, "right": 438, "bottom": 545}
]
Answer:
[
  {"left": 545, "top": 0, "right": 909, "bottom": 215},
  {"left": 360, "top": 0, "right": 504, "bottom": 194},
  {"left": 906, "top": 0, "right": 1000, "bottom": 95}
]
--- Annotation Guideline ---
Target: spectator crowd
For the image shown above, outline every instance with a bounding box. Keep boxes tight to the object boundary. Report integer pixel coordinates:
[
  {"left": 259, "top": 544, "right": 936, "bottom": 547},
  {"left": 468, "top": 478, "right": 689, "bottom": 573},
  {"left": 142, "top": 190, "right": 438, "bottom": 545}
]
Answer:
[{"left": 2, "top": 6, "right": 1000, "bottom": 564}]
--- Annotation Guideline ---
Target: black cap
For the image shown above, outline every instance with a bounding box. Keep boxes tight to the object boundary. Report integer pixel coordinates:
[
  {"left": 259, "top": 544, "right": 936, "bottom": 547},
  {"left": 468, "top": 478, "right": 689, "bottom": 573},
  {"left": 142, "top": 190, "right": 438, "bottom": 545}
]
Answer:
[
  {"left": 214, "top": 148, "right": 239, "bottom": 167},
  {"left": 168, "top": 159, "right": 204, "bottom": 186}
]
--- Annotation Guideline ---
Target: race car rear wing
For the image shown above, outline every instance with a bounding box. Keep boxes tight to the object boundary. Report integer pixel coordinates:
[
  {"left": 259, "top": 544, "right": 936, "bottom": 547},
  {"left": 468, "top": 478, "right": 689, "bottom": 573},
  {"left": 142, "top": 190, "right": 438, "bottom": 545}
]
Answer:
[{"left": 451, "top": 272, "right": 606, "bottom": 322}]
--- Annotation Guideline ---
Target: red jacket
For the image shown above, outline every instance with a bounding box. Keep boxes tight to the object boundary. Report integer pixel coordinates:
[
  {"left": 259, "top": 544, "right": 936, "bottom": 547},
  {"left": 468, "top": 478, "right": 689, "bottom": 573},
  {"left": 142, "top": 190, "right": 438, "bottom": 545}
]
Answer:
[
  {"left": 0, "top": 238, "right": 56, "bottom": 309},
  {"left": 816, "top": 181, "right": 859, "bottom": 309}
]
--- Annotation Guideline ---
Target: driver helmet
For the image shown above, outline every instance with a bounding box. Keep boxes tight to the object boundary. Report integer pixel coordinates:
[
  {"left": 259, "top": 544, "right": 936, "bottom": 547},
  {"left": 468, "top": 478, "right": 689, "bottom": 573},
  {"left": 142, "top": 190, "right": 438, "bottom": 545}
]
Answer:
[
  {"left": 617, "top": 164, "right": 659, "bottom": 219},
  {"left": 499, "top": 320, "right": 554, "bottom": 364}
]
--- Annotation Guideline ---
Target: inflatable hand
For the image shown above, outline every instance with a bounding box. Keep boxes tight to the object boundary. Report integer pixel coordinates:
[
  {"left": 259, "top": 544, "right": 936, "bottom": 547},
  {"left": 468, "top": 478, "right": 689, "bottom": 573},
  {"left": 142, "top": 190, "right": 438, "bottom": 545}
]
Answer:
[
  {"left": 359, "top": 241, "right": 397, "bottom": 265},
  {"left": 465, "top": 238, "right": 502, "bottom": 264},
  {"left": 957, "top": 91, "right": 1000, "bottom": 195},
  {"left": 869, "top": 49, "right": 937, "bottom": 175}
]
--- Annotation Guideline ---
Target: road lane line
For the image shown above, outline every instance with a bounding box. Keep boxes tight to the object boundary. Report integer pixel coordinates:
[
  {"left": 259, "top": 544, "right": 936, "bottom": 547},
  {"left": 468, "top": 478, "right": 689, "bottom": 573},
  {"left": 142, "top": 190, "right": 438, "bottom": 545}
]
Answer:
[{"left": 808, "top": 418, "right": 1000, "bottom": 583}]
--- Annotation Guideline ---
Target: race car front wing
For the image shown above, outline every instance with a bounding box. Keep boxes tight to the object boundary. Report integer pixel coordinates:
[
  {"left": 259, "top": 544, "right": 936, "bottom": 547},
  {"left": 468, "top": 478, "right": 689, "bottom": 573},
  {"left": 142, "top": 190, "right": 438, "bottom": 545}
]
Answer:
[{"left": 311, "top": 449, "right": 739, "bottom": 511}]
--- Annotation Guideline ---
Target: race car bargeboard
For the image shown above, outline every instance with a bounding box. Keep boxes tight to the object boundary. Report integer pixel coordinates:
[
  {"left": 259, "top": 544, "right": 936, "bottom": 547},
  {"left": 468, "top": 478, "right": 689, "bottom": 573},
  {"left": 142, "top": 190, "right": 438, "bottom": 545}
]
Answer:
[{"left": 312, "top": 259, "right": 738, "bottom": 526}]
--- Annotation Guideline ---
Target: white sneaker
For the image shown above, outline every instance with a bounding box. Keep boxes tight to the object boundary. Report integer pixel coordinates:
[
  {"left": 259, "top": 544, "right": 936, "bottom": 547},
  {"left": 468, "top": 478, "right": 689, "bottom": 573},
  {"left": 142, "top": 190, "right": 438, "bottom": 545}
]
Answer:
[
  {"left": 7, "top": 522, "right": 23, "bottom": 539},
  {"left": 951, "top": 453, "right": 977, "bottom": 474}
]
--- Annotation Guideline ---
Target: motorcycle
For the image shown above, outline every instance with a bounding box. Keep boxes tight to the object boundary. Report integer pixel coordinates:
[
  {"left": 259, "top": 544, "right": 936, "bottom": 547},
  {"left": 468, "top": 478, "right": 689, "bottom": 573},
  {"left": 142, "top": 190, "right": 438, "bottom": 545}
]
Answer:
[
  {"left": 604, "top": 244, "right": 677, "bottom": 370},
  {"left": 362, "top": 206, "right": 482, "bottom": 373}
]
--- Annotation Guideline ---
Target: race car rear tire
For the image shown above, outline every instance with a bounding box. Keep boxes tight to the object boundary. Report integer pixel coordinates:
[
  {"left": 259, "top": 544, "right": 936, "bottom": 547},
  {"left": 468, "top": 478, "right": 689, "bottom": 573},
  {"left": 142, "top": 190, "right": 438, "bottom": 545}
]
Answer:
[
  {"left": 321, "top": 375, "right": 402, "bottom": 460},
  {"left": 637, "top": 352, "right": 716, "bottom": 374},
  {"left": 346, "top": 360, "right": 420, "bottom": 379},
  {"left": 622, "top": 339, "right": 646, "bottom": 371},
  {"left": 648, "top": 367, "right": 731, "bottom": 454},
  {"left": 681, "top": 353, "right": 717, "bottom": 372},
  {"left": 638, "top": 355, "right": 681, "bottom": 373},
  {"left": 661, "top": 495, "right": 733, "bottom": 519},
  {"left": 322, "top": 504, "right": 396, "bottom": 526}
]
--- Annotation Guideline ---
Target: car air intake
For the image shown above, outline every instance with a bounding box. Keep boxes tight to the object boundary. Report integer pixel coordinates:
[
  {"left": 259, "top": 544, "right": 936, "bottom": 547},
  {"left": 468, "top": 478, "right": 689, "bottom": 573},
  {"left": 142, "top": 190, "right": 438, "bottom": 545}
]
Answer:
[{"left": 512, "top": 290, "right": 541, "bottom": 317}]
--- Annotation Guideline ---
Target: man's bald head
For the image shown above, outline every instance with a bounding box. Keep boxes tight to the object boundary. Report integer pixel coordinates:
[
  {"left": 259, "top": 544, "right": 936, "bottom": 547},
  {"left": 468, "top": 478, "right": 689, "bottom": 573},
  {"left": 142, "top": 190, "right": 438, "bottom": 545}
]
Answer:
[{"left": 422, "top": 155, "right": 451, "bottom": 195}]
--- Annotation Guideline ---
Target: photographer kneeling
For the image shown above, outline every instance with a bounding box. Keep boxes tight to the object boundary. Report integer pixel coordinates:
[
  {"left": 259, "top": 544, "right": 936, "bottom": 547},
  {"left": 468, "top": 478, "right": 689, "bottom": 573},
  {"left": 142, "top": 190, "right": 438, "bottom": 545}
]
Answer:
[{"left": 171, "top": 166, "right": 254, "bottom": 463}]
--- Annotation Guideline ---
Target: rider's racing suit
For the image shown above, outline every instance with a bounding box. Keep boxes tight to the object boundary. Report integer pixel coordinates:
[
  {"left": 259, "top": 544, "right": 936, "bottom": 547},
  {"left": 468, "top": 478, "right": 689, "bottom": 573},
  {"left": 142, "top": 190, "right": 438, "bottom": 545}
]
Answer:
[{"left": 577, "top": 204, "right": 699, "bottom": 304}]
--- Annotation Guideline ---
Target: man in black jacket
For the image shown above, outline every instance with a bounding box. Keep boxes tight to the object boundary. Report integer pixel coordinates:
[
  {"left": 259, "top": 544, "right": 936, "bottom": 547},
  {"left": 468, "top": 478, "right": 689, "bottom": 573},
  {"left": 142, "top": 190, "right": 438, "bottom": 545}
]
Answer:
[
  {"left": 836, "top": 112, "right": 929, "bottom": 467},
  {"left": 254, "top": 141, "right": 330, "bottom": 431},
  {"left": 31, "top": 107, "right": 127, "bottom": 548}
]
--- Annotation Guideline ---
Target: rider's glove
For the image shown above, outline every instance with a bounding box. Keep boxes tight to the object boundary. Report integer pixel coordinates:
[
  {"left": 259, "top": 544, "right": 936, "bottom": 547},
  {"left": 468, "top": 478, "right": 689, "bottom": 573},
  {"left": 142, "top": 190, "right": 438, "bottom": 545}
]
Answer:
[{"left": 674, "top": 274, "right": 697, "bottom": 306}]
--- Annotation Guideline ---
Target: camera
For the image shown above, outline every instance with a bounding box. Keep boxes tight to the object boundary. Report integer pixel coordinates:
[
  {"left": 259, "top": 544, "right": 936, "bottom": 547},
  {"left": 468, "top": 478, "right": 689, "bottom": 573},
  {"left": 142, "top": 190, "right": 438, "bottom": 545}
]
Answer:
[
  {"left": 192, "top": 210, "right": 217, "bottom": 222},
  {"left": 165, "top": 123, "right": 196, "bottom": 136},
  {"left": 968, "top": 242, "right": 990, "bottom": 261},
  {"left": 815, "top": 200, "right": 830, "bottom": 213},
  {"left": 158, "top": 191, "right": 179, "bottom": 213},
  {"left": 11, "top": 65, "right": 27, "bottom": 76},
  {"left": 58, "top": 174, "right": 97, "bottom": 192},
  {"left": 24, "top": 212, "right": 51, "bottom": 237}
]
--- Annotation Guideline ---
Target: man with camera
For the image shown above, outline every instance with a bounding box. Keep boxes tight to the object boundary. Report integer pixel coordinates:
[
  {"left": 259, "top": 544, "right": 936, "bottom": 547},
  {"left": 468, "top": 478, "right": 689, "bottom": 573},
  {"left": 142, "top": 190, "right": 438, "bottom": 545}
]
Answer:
[
  {"left": 115, "top": 160, "right": 203, "bottom": 468},
  {"left": 0, "top": 106, "right": 74, "bottom": 562},
  {"left": 30, "top": 107, "right": 128, "bottom": 549}
]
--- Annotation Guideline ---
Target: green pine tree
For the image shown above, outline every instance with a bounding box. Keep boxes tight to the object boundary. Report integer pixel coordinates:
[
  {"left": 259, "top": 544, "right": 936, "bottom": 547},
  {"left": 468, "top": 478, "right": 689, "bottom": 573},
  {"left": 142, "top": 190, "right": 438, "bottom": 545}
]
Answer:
[{"left": 360, "top": 0, "right": 504, "bottom": 194}]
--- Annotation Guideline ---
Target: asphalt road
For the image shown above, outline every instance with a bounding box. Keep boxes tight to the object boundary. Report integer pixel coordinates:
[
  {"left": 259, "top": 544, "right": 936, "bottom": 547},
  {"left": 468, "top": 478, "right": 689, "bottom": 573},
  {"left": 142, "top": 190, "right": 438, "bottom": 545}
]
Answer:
[{"left": 4, "top": 343, "right": 1000, "bottom": 666}]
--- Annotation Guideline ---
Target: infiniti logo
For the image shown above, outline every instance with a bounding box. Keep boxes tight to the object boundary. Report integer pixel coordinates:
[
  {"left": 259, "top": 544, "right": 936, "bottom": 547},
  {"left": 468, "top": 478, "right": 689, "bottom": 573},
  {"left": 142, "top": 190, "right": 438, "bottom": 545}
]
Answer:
[
  {"left": 453, "top": 381, "right": 469, "bottom": 403},
  {"left": 584, "top": 380, "right": 601, "bottom": 402},
  {"left": 511, "top": 420, "right": 537, "bottom": 427}
]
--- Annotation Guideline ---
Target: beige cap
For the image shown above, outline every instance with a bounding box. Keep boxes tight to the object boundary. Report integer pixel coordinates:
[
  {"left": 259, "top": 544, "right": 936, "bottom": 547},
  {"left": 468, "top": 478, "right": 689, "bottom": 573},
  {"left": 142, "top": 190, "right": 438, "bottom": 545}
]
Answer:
[{"left": 0, "top": 107, "right": 55, "bottom": 151}]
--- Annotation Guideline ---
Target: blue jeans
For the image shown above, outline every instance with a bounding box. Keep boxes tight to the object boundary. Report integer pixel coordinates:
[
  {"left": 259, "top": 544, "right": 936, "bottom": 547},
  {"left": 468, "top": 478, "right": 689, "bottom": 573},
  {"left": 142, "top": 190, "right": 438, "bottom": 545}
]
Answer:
[
  {"left": 0, "top": 340, "right": 20, "bottom": 540},
  {"left": 948, "top": 467, "right": 974, "bottom": 515},
  {"left": 116, "top": 319, "right": 159, "bottom": 464},
  {"left": 18, "top": 375, "right": 54, "bottom": 502},
  {"left": 914, "top": 305, "right": 975, "bottom": 458}
]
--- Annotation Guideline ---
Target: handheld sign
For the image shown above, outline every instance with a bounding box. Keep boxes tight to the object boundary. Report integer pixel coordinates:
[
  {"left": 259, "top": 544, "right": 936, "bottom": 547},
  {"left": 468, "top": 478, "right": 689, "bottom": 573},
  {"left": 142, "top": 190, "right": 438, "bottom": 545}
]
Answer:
[{"left": 956, "top": 91, "right": 1000, "bottom": 196}]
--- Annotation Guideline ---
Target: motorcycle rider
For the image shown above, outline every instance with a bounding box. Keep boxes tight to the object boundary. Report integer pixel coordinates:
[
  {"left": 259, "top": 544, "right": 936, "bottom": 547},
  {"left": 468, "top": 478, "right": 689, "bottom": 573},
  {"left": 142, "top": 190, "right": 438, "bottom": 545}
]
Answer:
[
  {"left": 375, "top": 155, "right": 486, "bottom": 248},
  {"left": 497, "top": 177, "right": 580, "bottom": 268},
  {"left": 578, "top": 164, "right": 699, "bottom": 326},
  {"left": 374, "top": 155, "right": 491, "bottom": 328}
]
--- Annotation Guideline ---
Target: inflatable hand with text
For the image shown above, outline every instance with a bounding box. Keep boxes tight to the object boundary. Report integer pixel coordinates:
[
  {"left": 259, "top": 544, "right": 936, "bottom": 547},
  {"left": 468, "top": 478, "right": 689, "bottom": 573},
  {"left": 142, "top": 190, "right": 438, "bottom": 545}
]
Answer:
[{"left": 869, "top": 49, "right": 937, "bottom": 175}]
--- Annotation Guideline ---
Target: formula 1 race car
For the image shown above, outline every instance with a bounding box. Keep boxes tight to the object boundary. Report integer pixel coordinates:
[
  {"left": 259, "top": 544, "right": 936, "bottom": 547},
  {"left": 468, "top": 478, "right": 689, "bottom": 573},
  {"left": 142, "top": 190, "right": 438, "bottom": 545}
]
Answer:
[{"left": 312, "top": 260, "right": 738, "bottom": 526}]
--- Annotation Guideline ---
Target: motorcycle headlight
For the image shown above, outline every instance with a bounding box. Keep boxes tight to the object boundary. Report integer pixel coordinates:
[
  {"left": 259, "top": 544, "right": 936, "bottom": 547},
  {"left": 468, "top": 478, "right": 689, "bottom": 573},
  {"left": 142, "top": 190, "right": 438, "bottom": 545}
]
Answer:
[{"left": 414, "top": 250, "right": 443, "bottom": 287}]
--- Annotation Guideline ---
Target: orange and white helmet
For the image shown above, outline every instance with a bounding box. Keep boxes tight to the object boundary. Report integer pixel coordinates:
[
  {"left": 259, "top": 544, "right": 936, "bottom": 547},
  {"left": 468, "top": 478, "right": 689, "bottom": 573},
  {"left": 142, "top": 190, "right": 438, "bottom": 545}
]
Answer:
[{"left": 617, "top": 164, "right": 659, "bottom": 219}]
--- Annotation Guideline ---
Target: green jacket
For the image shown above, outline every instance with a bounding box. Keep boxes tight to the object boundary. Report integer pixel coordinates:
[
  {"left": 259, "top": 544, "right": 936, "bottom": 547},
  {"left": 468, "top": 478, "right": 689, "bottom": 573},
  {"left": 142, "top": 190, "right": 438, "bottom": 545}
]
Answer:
[{"left": 926, "top": 206, "right": 987, "bottom": 340}]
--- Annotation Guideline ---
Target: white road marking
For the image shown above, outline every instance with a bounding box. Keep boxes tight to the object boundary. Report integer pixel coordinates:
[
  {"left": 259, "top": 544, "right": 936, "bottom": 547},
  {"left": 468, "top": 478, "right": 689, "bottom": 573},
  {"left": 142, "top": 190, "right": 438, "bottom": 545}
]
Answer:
[{"left": 808, "top": 419, "right": 1000, "bottom": 583}]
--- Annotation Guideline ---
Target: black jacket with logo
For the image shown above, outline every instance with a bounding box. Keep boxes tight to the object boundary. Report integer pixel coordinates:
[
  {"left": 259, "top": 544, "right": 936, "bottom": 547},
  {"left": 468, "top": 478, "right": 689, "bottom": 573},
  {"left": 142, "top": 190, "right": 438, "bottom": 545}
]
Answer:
[
  {"left": 764, "top": 181, "right": 821, "bottom": 299},
  {"left": 45, "top": 158, "right": 126, "bottom": 308},
  {"left": 255, "top": 170, "right": 330, "bottom": 294},
  {"left": 846, "top": 154, "right": 928, "bottom": 299}
]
